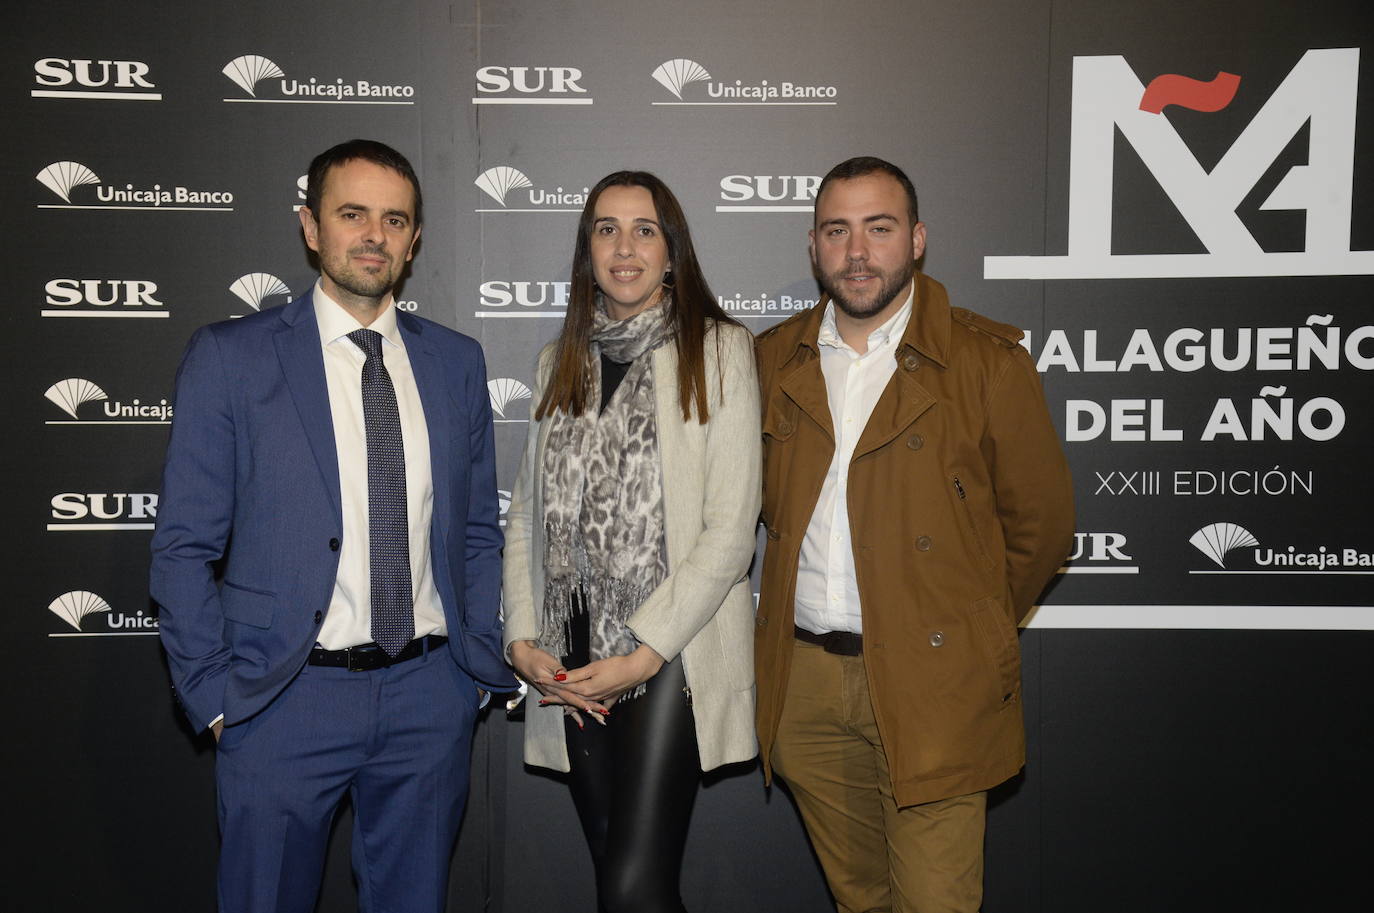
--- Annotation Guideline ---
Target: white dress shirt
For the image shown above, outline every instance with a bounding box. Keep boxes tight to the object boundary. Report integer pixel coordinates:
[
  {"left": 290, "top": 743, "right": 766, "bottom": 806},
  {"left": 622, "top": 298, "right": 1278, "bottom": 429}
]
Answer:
[
  {"left": 794, "top": 284, "right": 914, "bottom": 635},
  {"left": 313, "top": 282, "right": 446, "bottom": 649}
]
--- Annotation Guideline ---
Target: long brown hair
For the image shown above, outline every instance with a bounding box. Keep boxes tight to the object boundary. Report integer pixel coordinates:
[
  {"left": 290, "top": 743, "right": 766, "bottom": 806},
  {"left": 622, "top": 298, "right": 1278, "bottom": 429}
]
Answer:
[{"left": 534, "top": 171, "right": 739, "bottom": 423}]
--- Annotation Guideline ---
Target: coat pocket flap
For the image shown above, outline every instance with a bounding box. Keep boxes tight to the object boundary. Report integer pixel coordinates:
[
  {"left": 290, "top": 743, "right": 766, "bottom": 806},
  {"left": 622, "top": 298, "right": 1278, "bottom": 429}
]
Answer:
[{"left": 221, "top": 580, "right": 276, "bottom": 629}]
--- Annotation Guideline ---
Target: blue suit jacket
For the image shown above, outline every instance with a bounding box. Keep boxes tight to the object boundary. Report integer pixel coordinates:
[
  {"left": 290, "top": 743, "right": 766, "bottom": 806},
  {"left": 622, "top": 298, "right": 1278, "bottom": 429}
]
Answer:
[{"left": 151, "top": 291, "right": 516, "bottom": 730}]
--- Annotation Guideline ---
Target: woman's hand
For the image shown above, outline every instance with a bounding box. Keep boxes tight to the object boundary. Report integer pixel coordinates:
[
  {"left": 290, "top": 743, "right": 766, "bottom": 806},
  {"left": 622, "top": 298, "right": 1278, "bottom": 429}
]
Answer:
[
  {"left": 559, "top": 644, "right": 666, "bottom": 711},
  {"left": 509, "top": 640, "right": 610, "bottom": 722}
]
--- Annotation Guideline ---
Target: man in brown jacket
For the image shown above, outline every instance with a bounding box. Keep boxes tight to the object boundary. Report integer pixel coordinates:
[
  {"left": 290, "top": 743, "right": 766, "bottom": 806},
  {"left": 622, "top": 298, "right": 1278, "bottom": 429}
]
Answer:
[{"left": 755, "top": 156, "right": 1074, "bottom": 913}]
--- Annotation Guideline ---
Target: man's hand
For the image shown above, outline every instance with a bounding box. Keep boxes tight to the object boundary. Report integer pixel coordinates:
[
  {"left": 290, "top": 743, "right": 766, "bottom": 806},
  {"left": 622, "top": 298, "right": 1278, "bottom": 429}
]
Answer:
[{"left": 211, "top": 719, "right": 224, "bottom": 742}]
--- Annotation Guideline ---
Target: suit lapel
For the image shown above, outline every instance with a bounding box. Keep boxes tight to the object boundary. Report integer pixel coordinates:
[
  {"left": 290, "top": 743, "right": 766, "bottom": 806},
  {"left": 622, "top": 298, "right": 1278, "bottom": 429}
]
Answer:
[
  {"left": 273, "top": 292, "right": 342, "bottom": 523},
  {"left": 401, "top": 313, "right": 454, "bottom": 542}
]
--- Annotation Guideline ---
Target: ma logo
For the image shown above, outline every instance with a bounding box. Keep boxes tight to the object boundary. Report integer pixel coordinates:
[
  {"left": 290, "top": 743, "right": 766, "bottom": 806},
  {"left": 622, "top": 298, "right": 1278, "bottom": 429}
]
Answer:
[{"left": 985, "top": 48, "right": 1371, "bottom": 279}]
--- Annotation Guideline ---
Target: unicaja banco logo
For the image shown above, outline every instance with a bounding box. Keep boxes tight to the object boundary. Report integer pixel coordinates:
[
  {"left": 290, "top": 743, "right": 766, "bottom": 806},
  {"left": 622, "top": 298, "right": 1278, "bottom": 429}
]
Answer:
[
  {"left": 488, "top": 378, "right": 532, "bottom": 422},
  {"left": 474, "top": 166, "right": 587, "bottom": 212},
  {"left": 47, "top": 590, "right": 158, "bottom": 636},
  {"left": 652, "top": 59, "right": 712, "bottom": 100},
  {"left": 651, "top": 57, "right": 838, "bottom": 105},
  {"left": 222, "top": 55, "right": 284, "bottom": 97},
  {"left": 36, "top": 161, "right": 99, "bottom": 203},
  {"left": 985, "top": 48, "right": 1371, "bottom": 279},
  {"left": 49, "top": 591, "right": 112, "bottom": 631},
  {"left": 36, "top": 160, "right": 234, "bottom": 211},
  {"left": 45, "top": 378, "right": 107, "bottom": 418},
  {"left": 222, "top": 54, "right": 416, "bottom": 104},
  {"left": 1189, "top": 522, "right": 1259, "bottom": 568},
  {"left": 230, "top": 273, "right": 293, "bottom": 313},
  {"left": 44, "top": 378, "right": 171, "bottom": 425},
  {"left": 475, "top": 166, "right": 532, "bottom": 206}
]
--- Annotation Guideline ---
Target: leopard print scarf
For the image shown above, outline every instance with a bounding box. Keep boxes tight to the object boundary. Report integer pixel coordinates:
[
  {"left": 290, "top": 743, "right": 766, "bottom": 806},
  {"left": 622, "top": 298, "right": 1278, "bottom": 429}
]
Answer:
[{"left": 538, "top": 298, "right": 672, "bottom": 673}]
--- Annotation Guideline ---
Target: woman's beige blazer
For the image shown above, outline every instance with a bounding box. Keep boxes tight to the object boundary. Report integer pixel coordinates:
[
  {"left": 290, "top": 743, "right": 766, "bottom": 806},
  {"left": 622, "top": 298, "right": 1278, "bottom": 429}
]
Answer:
[{"left": 502, "top": 322, "right": 761, "bottom": 772}]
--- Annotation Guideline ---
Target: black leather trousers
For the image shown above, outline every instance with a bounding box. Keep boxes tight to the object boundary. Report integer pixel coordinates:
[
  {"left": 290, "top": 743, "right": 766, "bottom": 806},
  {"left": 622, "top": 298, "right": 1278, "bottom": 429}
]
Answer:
[{"left": 563, "top": 615, "right": 699, "bottom": 913}]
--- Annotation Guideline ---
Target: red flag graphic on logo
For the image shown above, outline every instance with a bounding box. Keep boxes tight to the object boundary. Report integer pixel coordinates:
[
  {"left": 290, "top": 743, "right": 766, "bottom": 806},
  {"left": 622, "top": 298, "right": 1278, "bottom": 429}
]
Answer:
[{"left": 1138, "top": 71, "right": 1241, "bottom": 114}]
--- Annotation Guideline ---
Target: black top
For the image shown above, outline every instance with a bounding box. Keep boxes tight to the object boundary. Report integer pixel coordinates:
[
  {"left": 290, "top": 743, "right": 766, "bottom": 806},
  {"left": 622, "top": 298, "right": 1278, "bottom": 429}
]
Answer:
[{"left": 600, "top": 353, "right": 630, "bottom": 413}]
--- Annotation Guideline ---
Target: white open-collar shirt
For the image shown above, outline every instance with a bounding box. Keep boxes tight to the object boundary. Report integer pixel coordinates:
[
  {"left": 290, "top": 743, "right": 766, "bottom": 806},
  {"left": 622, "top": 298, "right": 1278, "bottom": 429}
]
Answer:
[
  {"left": 794, "top": 283, "right": 914, "bottom": 635},
  {"left": 313, "top": 282, "right": 445, "bottom": 649}
]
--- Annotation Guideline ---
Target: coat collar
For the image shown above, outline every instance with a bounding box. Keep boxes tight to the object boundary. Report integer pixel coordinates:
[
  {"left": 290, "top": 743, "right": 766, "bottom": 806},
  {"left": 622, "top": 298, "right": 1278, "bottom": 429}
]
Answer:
[
  {"left": 781, "top": 269, "right": 952, "bottom": 370},
  {"left": 771, "top": 270, "right": 948, "bottom": 455}
]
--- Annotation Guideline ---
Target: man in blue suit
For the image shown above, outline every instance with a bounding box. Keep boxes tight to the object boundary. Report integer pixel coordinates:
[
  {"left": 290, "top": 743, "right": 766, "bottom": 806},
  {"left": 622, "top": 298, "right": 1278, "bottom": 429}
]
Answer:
[{"left": 151, "top": 139, "right": 515, "bottom": 913}]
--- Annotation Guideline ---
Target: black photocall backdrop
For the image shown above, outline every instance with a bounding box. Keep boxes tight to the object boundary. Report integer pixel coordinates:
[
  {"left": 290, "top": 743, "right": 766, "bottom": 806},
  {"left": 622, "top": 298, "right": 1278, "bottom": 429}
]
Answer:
[{"left": 6, "top": 1, "right": 1371, "bottom": 910}]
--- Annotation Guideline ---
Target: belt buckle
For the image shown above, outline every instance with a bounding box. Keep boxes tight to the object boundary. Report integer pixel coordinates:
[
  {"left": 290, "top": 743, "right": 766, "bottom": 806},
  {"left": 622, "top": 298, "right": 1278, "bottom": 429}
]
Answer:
[{"left": 345, "top": 646, "right": 369, "bottom": 672}]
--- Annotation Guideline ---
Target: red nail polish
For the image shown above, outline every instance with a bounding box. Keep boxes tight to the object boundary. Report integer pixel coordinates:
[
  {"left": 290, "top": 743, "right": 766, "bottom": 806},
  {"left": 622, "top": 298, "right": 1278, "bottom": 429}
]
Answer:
[
  {"left": 538, "top": 699, "right": 551, "bottom": 706},
  {"left": 554, "top": 672, "right": 567, "bottom": 682}
]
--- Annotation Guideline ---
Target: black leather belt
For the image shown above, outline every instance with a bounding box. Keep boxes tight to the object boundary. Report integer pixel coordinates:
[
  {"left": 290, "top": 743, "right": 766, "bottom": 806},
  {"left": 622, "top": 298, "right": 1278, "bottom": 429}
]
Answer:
[
  {"left": 308, "top": 634, "right": 447, "bottom": 671},
  {"left": 794, "top": 626, "right": 863, "bottom": 656}
]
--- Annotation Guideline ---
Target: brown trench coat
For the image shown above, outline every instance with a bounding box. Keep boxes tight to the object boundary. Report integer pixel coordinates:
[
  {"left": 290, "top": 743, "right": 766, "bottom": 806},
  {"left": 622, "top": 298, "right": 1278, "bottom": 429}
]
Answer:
[{"left": 754, "top": 271, "right": 1075, "bottom": 807}]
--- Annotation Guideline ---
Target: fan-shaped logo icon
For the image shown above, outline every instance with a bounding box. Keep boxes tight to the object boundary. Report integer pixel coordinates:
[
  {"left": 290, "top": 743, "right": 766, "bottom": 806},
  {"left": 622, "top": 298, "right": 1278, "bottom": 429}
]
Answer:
[
  {"left": 48, "top": 590, "right": 112, "bottom": 631},
  {"left": 36, "top": 161, "right": 100, "bottom": 203},
  {"left": 223, "top": 55, "right": 285, "bottom": 97},
  {"left": 1189, "top": 522, "right": 1259, "bottom": 568},
  {"left": 230, "top": 273, "right": 292, "bottom": 311},
  {"left": 475, "top": 166, "right": 533, "bottom": 206},
  {"left": 45, "top": 378, "right": 108, "bottom": 419},
  {"left": 651, "top": 59, "right": 711, "bottom": 100},
  {"left": 488, "top": 378, "right": 532, "bottom": 419}
]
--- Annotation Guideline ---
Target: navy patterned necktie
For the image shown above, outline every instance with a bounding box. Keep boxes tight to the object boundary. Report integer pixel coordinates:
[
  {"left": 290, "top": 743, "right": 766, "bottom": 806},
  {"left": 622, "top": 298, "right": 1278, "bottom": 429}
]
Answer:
[{"left": 347, "top": 328, "right": 415, "bottom": 656}]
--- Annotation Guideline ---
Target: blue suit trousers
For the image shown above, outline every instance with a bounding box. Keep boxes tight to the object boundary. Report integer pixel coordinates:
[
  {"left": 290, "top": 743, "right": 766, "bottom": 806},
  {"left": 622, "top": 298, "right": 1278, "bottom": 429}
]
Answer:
[{"left": 214, "top": 646, "right": 479, "bottom": 913}]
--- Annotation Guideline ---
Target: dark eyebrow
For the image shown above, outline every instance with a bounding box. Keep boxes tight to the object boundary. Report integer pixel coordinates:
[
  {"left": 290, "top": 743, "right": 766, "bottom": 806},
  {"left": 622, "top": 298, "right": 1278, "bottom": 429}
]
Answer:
[
  {"left": 336, "top": 202, "right": 412, "bottom": 221},
  {"left": 593, "top": 216, "right": 661, "bottom": 228},
  {"left": 819, "top": 212, "right": 900, "bottom": 230}
]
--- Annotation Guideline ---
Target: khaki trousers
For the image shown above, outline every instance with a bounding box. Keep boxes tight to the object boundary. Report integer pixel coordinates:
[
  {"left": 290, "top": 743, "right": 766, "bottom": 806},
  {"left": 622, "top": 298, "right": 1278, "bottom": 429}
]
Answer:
[{"left": 772, "top": 639, "right": 986, "bottom": 913}]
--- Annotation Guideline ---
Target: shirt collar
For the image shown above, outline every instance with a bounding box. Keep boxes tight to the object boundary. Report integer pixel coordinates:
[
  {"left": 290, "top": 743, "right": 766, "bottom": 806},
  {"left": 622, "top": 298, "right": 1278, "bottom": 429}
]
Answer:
[
  {"left": 816, "top": 281, "right": 914, "bottom": 355},
  {"left": 312, "top": 280, "right": 402, "bottom": 350}
]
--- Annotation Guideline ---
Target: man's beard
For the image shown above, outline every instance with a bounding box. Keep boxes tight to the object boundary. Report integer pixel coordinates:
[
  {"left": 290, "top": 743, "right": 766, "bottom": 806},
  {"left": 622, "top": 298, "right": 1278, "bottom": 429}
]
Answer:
[
  {"left": 820, "top": 259, "right": 913, "bottom": 321},
  {"left": 325, "top": 245, "right": 397, "bottom": 300}
]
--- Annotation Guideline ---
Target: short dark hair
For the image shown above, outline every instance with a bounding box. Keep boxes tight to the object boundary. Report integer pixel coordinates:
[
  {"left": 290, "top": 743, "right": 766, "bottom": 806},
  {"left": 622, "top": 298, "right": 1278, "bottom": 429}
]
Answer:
[
  {"left": 815, "top": 156, "right": 918, "bottom": 226},
  {"left": 304, "top": 139, "right": 423, "bottom": 226}
]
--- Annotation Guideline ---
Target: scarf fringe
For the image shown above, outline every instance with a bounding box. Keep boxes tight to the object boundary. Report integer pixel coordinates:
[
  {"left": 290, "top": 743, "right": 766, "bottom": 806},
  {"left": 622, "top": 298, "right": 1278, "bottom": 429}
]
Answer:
[{"left": 538, "top": 571, "right": 657, "bottom": 659}]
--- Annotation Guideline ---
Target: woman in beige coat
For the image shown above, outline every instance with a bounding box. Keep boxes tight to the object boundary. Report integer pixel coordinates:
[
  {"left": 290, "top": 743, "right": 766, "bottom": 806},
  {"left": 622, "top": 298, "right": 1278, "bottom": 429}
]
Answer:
[{"left": 502, "top": 170, "right": 760, "bottom": 913}]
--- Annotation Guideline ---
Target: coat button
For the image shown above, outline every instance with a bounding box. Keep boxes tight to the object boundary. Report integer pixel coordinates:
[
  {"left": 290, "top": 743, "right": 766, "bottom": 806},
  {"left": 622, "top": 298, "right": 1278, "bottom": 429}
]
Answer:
[
  {"left": 906, "top": 433, "right": 924, "bottom": 451},
  {"left": 777, "top": 420, "right": 793, "bottom": 435},
  {"left": 328, "top": 537, "right": 340, "bottom": 551},
  {"left": 313, "top": 611, "right": 323, "bottom": 624},
  {"left": 756, "top": 616, "right": 767, "bottom": 627},
  {"left": 766, "top": 527, "right": 781, "bottom": 540},
  {"left": 929, "top": 631, "right": 944, "bottom": 647},
  {"left": 901, "top": 353, "right": 920, "bottom": 371},
  {"left": 916, "top": 535, "right": 932, "bottom": 551}
]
